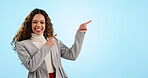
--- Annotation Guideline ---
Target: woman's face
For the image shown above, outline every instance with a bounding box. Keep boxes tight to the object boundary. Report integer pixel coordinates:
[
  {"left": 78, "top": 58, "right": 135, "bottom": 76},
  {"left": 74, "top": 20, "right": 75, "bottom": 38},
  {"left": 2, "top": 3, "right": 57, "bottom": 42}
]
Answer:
[{"left": 32, "top": 14, "right": 46, "bottom": 35}]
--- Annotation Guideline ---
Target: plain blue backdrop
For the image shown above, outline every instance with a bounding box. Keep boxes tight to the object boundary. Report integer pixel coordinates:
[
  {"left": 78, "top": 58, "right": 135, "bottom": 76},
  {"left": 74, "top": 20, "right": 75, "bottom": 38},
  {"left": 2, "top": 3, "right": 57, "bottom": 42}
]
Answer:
[{"left": 0, "top": 0, "right": 148, "bottom": 78}]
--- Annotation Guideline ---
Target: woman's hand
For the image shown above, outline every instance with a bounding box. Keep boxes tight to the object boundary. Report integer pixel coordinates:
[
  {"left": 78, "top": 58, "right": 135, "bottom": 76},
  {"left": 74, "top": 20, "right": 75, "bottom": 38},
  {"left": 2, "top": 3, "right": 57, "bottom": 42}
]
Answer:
[
  {"left": 45, "top": 34, "right": 57, "bottom": 47},
  {"left": 78, "top": 20, "right": 92, "bottom": 32}
]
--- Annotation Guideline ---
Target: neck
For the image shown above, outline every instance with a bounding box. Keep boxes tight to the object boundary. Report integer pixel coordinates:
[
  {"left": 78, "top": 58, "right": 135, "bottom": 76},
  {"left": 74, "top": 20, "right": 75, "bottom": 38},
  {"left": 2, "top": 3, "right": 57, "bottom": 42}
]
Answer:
[{"left": 31, "top": 33, "right": 46, "bottom": 42}]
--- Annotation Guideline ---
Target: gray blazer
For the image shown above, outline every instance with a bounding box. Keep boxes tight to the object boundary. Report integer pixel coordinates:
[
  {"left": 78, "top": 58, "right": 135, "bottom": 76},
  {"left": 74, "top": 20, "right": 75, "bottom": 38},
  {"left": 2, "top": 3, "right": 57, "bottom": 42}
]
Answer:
[{"left": 16, "top": 31, "right": 85, "bottom": 78}]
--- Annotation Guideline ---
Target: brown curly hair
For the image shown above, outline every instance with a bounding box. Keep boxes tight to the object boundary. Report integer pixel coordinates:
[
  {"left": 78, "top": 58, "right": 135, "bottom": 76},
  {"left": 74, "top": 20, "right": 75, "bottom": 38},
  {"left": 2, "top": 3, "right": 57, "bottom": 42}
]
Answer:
[{"left": 11, "top": 8, "right": 54, "bottom": 50}]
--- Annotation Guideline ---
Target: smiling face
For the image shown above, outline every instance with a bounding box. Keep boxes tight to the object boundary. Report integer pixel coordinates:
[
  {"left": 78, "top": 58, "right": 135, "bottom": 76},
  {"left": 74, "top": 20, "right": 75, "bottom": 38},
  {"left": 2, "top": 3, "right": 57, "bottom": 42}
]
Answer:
[{"left": 32, "top": 14, "right": 46, "bottom": 35}]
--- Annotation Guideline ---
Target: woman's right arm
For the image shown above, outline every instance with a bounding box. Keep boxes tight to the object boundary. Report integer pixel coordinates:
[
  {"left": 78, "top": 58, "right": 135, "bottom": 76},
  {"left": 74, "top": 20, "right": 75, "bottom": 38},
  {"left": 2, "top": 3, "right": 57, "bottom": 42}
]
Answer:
[{"left": 16, "top": 42, "right": 51, "bottom": 72}]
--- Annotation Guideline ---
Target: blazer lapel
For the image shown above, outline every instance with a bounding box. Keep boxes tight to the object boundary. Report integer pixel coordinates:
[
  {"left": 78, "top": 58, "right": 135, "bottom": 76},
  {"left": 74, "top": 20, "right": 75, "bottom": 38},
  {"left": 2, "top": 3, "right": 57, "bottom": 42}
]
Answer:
[{"left": 23, "top": 40, "right": 39, "bottom": 56}]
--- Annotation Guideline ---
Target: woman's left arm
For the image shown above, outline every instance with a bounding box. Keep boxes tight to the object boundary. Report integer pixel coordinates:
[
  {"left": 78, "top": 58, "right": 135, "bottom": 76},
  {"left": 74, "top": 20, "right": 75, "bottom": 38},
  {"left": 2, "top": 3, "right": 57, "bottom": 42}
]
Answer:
[{"left": 60, "top": 20, "right": 92, "bottom": 60}]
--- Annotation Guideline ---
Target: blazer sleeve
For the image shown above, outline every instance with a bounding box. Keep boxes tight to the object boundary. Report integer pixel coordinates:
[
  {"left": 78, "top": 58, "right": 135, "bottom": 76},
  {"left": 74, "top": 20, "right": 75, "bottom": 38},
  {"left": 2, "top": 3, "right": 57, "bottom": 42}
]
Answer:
[
  {"left": 16, "top": 42, "right": 51, "bottom": 72},
  {"left": 60, "top": 30, "right": 85, "bottom": 61}
]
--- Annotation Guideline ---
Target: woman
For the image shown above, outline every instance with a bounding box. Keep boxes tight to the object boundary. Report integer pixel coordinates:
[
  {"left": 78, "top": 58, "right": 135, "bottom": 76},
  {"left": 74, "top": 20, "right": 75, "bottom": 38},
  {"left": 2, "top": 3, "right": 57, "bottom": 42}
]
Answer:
[{"left": 11, "top": 8, "right": 92, "bottom": 78}]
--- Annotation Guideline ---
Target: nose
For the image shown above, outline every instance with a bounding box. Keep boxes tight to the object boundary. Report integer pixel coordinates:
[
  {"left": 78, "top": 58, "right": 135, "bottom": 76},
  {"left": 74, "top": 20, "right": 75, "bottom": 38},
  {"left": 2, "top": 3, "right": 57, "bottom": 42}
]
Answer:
[{"left": 37, "top": 22, "right": 41, "bottom": 26}]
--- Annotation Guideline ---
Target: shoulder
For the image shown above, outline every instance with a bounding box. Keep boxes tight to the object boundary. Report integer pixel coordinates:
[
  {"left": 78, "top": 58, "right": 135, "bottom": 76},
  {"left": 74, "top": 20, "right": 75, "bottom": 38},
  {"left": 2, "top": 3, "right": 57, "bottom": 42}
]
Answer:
[
  {"left": 16, "top": 39, "right": 31, "bottom": 47},
  {"left": 54, "top": 37, "right": 61, "bottom": 43}
]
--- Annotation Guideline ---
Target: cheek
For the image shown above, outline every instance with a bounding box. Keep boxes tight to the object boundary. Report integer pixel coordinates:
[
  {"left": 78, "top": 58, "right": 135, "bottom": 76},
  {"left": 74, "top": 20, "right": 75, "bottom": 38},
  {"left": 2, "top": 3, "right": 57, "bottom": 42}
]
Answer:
[
  {"left": 32, "top": 24, "right": 35, "bottom": 31},
  {"left": 43, "top": 24, "right": 46, "bottom": 30}
]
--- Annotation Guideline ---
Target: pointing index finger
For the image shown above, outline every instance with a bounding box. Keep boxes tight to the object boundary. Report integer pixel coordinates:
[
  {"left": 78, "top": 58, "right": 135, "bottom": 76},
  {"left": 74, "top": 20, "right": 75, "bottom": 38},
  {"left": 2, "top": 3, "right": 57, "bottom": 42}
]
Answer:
[
  {"left": 51, "top": 34, "right": 57, "bottom": 39},
  {"left": 53, "top": 34, "right": 57, "bottom": 38},
  {"left": 85, "top": 20, "right": 92, "bottom": 24}
]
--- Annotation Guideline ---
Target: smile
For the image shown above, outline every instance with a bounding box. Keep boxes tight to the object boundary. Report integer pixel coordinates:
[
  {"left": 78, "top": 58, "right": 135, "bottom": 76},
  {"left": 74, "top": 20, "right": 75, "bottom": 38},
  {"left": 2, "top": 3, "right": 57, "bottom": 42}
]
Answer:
[{"left": 34, "top": 26, "right": 43, "bottom": 30}]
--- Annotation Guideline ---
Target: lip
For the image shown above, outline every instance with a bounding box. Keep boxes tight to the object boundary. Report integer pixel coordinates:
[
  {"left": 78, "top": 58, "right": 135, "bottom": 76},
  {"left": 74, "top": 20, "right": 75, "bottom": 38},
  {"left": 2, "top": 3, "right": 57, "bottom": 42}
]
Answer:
[
  {"left": 34, "top": 26, "right": 43, "bottom": 32},
  {"left": 34, "top": 26, "right": 43, "bottom": 30},
  {"left": 35, "top": 29, "right": 42, "bottom": 32}
]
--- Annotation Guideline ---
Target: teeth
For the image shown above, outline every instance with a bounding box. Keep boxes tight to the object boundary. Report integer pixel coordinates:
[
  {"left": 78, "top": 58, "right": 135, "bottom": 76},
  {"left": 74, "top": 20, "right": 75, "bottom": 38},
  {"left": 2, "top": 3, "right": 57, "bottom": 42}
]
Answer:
[{"left": 36, "top": 29, "right": 41, "bottom": 30}]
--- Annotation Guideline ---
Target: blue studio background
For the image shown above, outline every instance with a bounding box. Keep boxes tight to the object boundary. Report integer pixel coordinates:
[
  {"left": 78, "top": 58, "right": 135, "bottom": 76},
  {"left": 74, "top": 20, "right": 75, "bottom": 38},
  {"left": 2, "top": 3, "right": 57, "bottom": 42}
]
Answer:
[{"left": 0, "top": 0, "right": 148, "bottom": 78}]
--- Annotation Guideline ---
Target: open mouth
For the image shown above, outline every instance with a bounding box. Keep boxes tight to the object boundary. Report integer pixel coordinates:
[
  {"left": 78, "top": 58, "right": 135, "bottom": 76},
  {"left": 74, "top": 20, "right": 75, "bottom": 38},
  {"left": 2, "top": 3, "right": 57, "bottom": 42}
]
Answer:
[{"left": 34, "top": 26, "right": 43, "bottom": 32}]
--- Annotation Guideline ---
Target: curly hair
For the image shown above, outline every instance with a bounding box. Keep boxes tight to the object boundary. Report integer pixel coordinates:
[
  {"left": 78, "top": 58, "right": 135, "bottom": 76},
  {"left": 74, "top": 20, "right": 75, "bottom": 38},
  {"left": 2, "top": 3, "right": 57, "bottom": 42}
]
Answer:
[{"left": 11, "top": 8, "right": 54, "bottom": 50}]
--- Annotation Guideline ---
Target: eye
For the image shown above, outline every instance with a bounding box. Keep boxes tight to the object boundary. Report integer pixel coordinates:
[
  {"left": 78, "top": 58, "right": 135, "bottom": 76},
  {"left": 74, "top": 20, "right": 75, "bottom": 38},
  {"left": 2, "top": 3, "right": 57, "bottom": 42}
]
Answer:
[
  {"left": 41, "top": 22, "right": 45, "bottom": 24},
  {"left": 33, "top": 21, "right": 37, "bottom": 23}
]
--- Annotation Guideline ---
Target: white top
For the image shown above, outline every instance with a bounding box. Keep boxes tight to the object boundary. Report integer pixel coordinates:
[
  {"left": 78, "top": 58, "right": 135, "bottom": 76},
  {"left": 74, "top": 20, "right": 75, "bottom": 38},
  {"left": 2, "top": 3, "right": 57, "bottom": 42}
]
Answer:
[{"left": 30, "top": 33, "right": 54, "bottom": 73}]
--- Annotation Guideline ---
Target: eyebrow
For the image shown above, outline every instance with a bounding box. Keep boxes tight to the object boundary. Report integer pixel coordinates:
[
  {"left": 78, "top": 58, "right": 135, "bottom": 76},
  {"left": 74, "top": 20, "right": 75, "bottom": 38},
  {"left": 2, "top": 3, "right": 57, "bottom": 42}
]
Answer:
[{"left": 32, "top": 20, "right": 45, "bottom": 21}]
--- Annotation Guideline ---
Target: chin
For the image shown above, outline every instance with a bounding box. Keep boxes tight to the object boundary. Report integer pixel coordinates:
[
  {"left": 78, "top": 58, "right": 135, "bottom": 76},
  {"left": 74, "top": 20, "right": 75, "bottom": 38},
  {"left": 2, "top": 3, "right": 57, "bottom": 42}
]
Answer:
[{"left": 35, "top": 32, "right": 43, "bottom": 35}]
